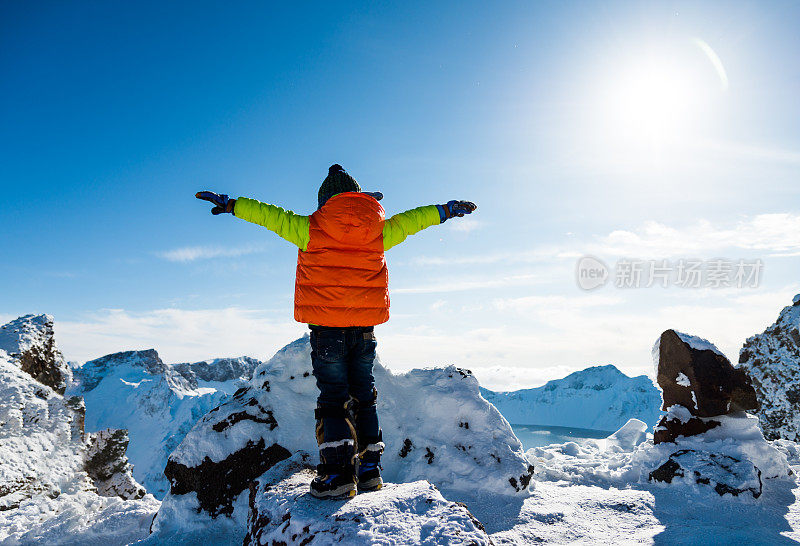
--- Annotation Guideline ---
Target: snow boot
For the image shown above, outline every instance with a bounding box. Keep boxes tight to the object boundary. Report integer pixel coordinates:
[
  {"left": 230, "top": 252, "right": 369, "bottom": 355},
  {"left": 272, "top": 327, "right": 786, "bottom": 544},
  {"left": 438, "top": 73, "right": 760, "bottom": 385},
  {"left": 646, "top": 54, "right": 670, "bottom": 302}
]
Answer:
[
  {"left": 357, "top": 439, "right": 384, "bottom": 491},
  {"left": 310, "top": 441, "right": 357, "bottom": 499}
]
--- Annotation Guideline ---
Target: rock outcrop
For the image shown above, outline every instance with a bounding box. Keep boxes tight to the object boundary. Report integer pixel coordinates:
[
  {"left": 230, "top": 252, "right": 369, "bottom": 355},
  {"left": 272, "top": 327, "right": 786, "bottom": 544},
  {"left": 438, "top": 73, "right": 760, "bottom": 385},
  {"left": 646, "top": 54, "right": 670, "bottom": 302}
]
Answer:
[
  {"left": 648, "top": 329, "right": 785, "bottom": 498},
  {"left": 653, "top": 329, "right": 758, "bottom": 444},
  {"left": 738, "top": 294, "right": 800, "bottom": 441},
  {"left": 0, "top": 314, "right": 71, "bottom": 394},
  {"left": 151, "top": 335, "right": 532, "bottom": 538},
  {"left": 244, "top": 454, "right": 493, "bottom": 545},
  {"left": 84, "top": 428, "right": 146, "bottom": 500},
  {"left": 649, "top": 448, "right": 763, "bottom": 498},
  {"left": 0, "top": 315, "right": 148, "bottom": 516}
]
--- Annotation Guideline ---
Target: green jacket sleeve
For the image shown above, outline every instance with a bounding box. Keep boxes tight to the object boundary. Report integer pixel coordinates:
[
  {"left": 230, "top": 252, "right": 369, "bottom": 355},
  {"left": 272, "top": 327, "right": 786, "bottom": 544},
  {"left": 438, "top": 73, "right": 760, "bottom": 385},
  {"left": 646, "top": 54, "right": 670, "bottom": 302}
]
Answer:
[
  {"left": 234, "top": 197, "right": 311, "bottom": 251},
  {"left": 383, "top": 205, "right": 441, "bottom": 251}
]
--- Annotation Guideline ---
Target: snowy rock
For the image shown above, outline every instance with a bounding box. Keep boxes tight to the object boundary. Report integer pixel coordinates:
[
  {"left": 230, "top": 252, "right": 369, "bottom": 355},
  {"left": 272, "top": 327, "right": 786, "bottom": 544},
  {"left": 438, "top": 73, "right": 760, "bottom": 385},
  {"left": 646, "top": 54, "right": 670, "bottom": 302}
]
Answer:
[
  {"left": 69, "top": 349, "right": 258, "bottom": 498},
  {"left": 0, "top": 345, "right": 157, "bottom": 544},
  {"left": 173, "top": 356, "right": 261, "bottom": 386},
  {"left": 649, "top": 449, "right": 762, "bottom": 498},
  {"left": 0, "top": 314, "right": 71, "bottom": 394},
  {"left": 244, "top": 453, "right": 492, "bottom": 546},
  {"left": 481, "top": 364, "right": 660, "bottom": 432},
  {"left": 653, "top": 329, "right": 757, "bottom": 443},
  {"left": 84, "top": 428, "right": 147, "bottom": 500},
  {"left": 153, "top": 335, "right": 532, "bottom": 535},
  {"left": 529, "top": 411, "right": 790, "bottom": 501},
  {"left": 739, "top": 294, "right": 800, "bottom": 441}
]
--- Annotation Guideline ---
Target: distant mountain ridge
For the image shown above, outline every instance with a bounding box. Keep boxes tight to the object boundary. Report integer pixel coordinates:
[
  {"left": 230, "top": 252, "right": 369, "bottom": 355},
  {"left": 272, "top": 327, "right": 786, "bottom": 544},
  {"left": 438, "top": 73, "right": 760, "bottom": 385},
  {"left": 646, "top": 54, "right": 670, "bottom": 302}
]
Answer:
[
  {"left": 481, "top": 364, "right": 661, "bottom": 431},
  {"left": 68, "top": 348, "right": 260, "bottom": 498}
]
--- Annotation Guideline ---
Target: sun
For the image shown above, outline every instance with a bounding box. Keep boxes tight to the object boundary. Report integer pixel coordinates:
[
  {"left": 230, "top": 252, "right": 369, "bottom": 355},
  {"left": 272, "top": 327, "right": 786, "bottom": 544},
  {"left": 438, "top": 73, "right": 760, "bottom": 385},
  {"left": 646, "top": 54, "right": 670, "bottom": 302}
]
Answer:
[
  {"left": 596, "top": 38, "right": 728, "bottom": 150},
  {"left": 612, "top": 59, "right": 697, "bottom": 140}
]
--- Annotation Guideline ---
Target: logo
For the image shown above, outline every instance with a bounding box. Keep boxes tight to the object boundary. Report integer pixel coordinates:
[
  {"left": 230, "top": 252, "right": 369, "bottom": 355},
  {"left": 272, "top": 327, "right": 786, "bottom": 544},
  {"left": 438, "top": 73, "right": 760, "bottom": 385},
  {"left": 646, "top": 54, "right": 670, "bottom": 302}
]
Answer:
[{"left": 576, "top": 256, "right": 609, "bottom": 290}]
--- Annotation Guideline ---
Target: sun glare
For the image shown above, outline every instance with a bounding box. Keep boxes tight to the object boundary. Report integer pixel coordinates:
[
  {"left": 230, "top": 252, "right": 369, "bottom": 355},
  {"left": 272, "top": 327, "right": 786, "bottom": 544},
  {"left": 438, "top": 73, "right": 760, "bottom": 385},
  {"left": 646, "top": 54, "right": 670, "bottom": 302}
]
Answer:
[
  {"left": 612, "top": 59, "right": 698, "bottom": 139},
  {"left": 594, "top": 38, "right": 728, "bottom": 161}
]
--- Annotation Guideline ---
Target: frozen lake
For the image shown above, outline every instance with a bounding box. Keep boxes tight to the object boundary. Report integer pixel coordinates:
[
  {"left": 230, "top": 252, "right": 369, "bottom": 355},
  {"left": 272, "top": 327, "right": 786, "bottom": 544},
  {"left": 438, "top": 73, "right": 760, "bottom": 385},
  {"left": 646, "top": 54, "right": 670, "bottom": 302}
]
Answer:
[{"left": 510, "top": 423, "right": 614, "bottom": 450}]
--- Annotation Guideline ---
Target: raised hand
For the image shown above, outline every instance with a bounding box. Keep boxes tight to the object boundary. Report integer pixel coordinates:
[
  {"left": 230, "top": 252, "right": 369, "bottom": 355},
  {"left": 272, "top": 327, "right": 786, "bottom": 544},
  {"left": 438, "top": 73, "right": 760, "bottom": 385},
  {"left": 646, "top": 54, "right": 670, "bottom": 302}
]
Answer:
[
  {"left": 195, "top": 191, "right": 236, "bottom": 215},
  {"left": 437, "top": 200, "right": 477, "bottom": 222}
]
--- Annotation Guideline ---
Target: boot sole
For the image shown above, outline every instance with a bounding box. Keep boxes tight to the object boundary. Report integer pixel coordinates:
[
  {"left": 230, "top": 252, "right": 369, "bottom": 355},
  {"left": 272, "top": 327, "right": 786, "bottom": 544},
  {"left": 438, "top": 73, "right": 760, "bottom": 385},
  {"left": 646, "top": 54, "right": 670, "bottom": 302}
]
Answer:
[
  {"left": 357, "top": 478, "right": 383, "bottom": 491},
  {"left": 309, "top": 484, "right": 357, "bottom": 499}
]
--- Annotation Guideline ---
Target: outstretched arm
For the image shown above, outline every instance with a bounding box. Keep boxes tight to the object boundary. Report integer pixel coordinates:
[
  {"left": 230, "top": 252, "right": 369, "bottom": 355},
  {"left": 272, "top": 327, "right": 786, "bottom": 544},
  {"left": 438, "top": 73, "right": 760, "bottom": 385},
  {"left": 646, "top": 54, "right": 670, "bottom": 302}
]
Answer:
[
  {"left": 234, "top": 197, "right": 311, "bottom": 250},
  {"left": 383, "top": 200, "right": 476, "bottom": 251},
  {"left": 195, "top": 191, "right": 310, "bottom": 250}
]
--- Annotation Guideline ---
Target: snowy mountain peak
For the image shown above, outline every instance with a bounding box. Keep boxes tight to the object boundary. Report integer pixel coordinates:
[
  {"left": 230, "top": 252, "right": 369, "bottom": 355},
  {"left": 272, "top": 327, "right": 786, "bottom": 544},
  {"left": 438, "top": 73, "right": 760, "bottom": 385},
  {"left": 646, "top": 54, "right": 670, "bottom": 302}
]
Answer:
[
  {"left": 74, "top": 349, "right": 166, "bottom": 393},
  {"left": 482, "top": 364, "right": 660, "bottom": 431},
  {"left": 545, "top": 364, "right": 627, "bottom": 390},
  {"left": 68, "top": 347, "right": 260, "bottom": 498}
]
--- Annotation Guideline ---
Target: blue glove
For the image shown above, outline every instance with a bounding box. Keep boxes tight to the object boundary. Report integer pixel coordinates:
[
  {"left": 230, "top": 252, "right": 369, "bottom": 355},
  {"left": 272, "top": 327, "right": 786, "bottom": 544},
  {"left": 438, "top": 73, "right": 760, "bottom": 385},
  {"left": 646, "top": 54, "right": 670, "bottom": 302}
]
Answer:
[
  {"left": 195, "top": 191, "right": 236, "bottom": 215},
  {"left": 436, "top": 200, "right": 477, "bottom": 223}
]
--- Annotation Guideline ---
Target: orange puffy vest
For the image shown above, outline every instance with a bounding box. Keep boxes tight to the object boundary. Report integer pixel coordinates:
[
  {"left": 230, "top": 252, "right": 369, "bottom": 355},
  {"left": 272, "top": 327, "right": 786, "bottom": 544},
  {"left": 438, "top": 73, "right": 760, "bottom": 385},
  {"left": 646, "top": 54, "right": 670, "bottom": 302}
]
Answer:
[{"left": 294, "top": 192, "right": 389, "bottom": 327}]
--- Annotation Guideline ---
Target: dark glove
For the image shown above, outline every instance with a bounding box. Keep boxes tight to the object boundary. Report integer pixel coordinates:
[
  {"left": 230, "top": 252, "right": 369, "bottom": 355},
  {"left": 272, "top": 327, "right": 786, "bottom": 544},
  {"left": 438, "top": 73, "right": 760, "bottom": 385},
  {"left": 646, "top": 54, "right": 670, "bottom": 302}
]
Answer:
[
  {"left": 436, "top": 200, "right": 477, "bottom": 223},
  {"left": 195, "top": 191, "right": 236, "bottom": 215}
]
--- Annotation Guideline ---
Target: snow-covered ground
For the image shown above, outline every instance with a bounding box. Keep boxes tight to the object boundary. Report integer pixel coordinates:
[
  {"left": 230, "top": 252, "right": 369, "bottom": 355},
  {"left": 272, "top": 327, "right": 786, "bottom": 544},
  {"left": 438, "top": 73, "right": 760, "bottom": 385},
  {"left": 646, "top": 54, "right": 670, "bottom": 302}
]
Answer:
[
  {"left": 487, "top": 420, "right": 800, "bottom": 545},
  {"left": 5, "top": 312, "right": 800, "bottom": 544}
]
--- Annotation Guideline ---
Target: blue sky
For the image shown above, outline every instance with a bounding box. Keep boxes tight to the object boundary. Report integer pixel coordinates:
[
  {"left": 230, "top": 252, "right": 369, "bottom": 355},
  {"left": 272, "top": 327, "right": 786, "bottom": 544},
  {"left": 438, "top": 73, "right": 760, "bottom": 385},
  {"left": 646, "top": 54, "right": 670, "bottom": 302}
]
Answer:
[{"left": 2, "top": 1, "right": 799, "bottom": 389}]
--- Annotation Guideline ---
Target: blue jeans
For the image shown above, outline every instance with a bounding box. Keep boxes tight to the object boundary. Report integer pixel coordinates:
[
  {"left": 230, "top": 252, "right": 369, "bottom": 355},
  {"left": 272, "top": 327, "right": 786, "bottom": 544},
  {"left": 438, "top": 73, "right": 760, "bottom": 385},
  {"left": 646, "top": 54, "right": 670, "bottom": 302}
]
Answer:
[{"left": 310, "top": 326, "right": 380, "bottom": 447}]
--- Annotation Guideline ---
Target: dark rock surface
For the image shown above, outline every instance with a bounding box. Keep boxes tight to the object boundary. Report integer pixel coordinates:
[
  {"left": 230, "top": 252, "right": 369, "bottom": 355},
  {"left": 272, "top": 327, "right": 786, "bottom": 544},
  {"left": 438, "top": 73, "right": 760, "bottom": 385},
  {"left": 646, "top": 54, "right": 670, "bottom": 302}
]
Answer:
[
  {"left": 649, "top": 449, "right": 762, "bottom": 498},
  {"left": 653, "top": 415, "right": 721, "bottom": 444},
  {"left": 653, "top": 329, "right": 757, "bottom": 444},
  {"left": 164, "top": 437, "right": 291, "bottom": 517},
  {"left": 655, "top": 329, "right": 758, "bottom": 417}
]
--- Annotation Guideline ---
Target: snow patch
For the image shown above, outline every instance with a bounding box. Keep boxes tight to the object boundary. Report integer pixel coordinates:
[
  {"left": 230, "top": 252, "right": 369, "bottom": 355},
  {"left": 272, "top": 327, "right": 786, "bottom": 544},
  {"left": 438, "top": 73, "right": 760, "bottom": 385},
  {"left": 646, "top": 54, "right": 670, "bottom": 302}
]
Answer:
[{"left": 675, "top": 331, "right": 725, "bottom": 357}]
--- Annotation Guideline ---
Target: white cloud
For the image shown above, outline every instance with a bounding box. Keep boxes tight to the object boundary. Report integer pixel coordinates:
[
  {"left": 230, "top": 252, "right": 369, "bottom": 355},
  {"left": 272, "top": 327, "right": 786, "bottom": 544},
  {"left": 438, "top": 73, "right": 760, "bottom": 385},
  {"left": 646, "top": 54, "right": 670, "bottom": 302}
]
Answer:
[
  {"left": 379, "top": 285, "right": 799, "bottom": 390},
  {"left": 694, "top": 139, "right": 800, "bottom": 165},
  {"left": 157, "top": 243, "right": 266, "bottom": 262},
  {"left": 55, "top": 307, "right": 305, "bottom": 364},
  {"left": 446, "top": 217, "right": 484, "bottom": 233},
  {"left": 411, "top": 213, "right": 800, "bottom": 268},
  {"left": 394, "top": 273, "right": 546, "bottom": 294},
  {"left": 492, "top": 294, "right": 623, "bottom": 312},
  {"left": 593, "top": 214, "right": 800, "bottom": 258},
  {"left": 408, "top": 246, "right": 564, "bottom": 267}
]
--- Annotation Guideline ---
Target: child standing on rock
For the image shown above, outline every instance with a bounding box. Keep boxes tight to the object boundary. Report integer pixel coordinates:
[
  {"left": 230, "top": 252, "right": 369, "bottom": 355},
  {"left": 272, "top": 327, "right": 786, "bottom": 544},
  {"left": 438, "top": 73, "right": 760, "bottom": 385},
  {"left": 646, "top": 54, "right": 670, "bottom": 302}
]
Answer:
[{"left": 196, "top": 165, "right": 475, "bottom": 498}]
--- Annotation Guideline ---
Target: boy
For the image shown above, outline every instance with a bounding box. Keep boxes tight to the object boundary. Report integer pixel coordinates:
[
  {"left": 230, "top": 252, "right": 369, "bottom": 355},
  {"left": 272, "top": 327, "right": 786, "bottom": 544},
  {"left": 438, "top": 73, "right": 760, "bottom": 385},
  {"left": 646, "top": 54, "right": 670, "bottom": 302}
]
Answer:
[{"left": 196, "top": 164, "right": 476, "bottom": 498}]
